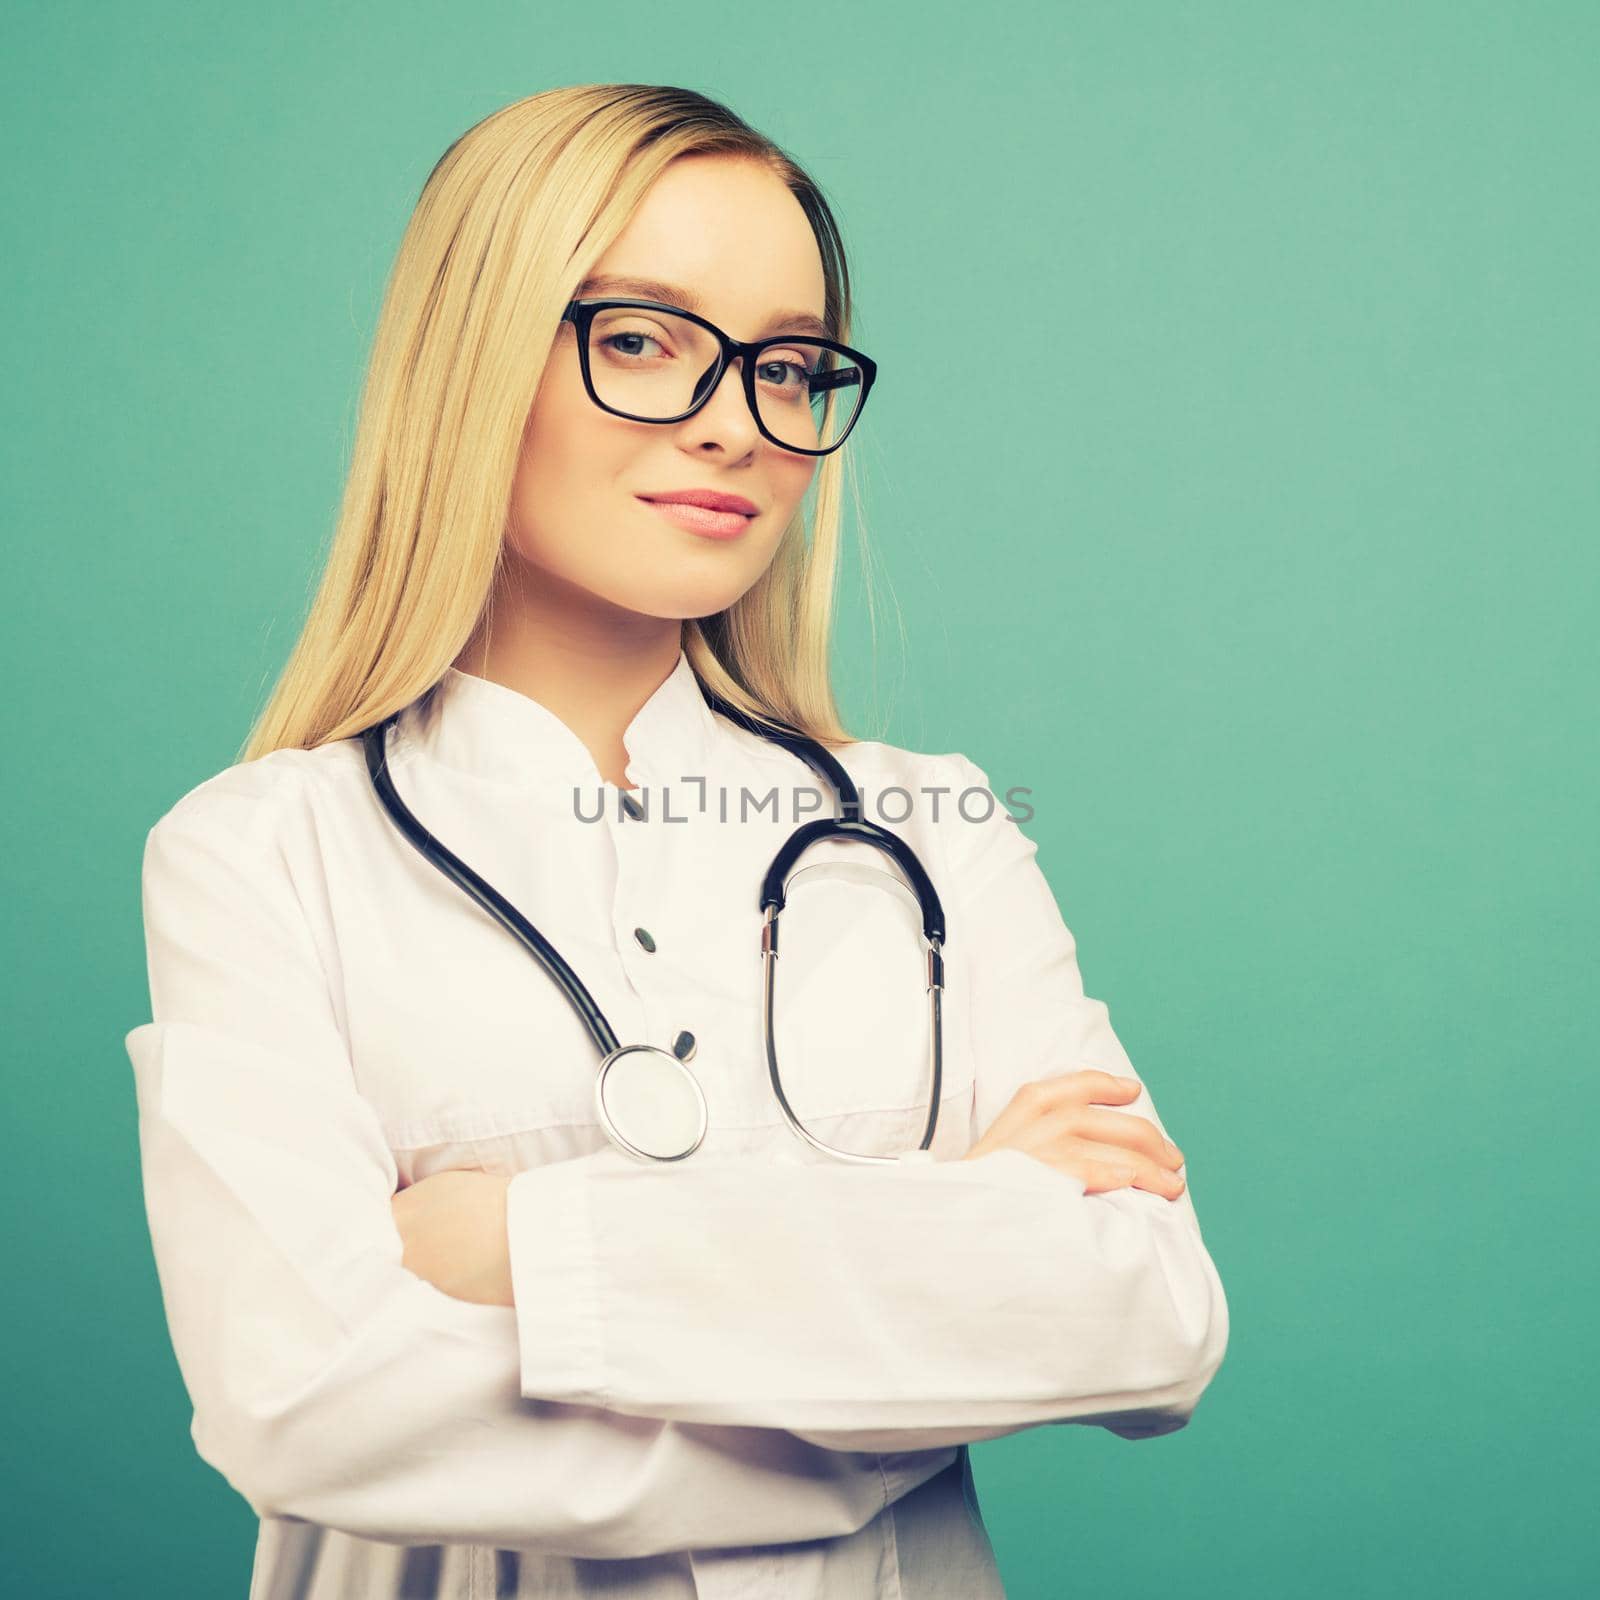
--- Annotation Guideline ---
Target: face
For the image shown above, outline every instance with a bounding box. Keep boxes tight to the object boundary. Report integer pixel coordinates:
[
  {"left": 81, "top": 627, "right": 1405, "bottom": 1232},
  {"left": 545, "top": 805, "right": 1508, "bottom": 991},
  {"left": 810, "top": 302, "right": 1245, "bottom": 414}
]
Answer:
[{"left": 503, "top": 154, "right": 829, "bottom": 624}]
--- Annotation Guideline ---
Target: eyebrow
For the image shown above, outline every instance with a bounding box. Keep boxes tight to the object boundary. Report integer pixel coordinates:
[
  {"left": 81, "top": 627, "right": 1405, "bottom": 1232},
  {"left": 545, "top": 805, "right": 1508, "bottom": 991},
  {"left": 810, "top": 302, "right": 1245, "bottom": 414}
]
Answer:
[{"left": 574, "top": 273, "right": 832, "bottom": 340}]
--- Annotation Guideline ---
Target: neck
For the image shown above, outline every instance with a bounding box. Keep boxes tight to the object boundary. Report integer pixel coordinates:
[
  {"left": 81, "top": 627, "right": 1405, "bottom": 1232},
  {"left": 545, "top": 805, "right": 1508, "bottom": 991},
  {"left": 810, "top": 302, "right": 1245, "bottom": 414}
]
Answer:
[{"left": 453, "top": 565, "right": 685, "bottom": 789}]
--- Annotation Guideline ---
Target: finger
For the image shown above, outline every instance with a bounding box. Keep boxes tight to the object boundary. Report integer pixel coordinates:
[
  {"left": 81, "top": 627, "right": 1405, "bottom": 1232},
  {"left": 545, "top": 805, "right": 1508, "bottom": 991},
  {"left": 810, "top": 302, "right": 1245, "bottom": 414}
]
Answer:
[
  {"left": 966, "top": 1074, "right": 1071, "bottom": 1153},
  {"left": 1067, "top": 1106, "right": 1184, "bottom": 1168},
  {"left": 1075, "top": 1139, "right": 1190, "bottom": 1203},
  {"left": 1030, "top": 1142, "right": 1150, "bottom": 1195},
  {"left": 1017, "top": 1068, "right": 1143, "bottom": 1113},
  {"left": 1061, "top": 1137, "right": 1186, "bottom": 1198},
  {"left": 967, "top": 1070, "right": 1146, "bottom": 1158},
  {"left": 1075, "top": 1069, "right": 1144, "bottom": 1106},
  {"left": 1131, "top": 1159, "right": 1187, "bottom": 1200}
]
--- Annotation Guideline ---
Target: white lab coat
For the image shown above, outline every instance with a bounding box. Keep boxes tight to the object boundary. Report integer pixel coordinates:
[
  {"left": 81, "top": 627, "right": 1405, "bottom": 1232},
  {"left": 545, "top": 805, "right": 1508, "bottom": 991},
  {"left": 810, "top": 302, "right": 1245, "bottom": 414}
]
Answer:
[{"left": 124, "top": 647, "right": 1229, "bottom": 1598}]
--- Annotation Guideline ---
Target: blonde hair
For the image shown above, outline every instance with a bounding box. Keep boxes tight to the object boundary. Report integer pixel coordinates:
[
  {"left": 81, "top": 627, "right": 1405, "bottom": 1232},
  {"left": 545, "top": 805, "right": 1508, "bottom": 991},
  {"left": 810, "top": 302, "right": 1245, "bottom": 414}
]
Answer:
[{"left": 240, "top": 83, "right": 883, "bottom": 765}]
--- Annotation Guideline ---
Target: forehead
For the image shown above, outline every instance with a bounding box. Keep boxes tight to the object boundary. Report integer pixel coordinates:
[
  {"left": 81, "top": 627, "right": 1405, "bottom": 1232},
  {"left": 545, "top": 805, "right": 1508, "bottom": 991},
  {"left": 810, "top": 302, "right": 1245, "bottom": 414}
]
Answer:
[{"left": 585, "top": 157, "right": 829, "bottom": 341}]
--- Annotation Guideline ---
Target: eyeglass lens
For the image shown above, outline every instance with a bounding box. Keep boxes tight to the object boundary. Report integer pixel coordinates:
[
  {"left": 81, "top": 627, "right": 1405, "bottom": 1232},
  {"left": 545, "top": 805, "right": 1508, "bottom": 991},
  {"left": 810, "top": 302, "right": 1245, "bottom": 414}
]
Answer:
[{"left": 584, "top": 305, "right": 865, "bottom": 452}]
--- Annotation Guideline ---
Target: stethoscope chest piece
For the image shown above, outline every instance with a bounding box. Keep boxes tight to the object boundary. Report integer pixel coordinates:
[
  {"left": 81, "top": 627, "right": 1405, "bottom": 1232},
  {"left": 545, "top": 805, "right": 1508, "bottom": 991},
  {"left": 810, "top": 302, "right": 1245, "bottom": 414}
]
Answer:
[{"left": 594, "top": 1044, "right": 709, "bottom": 1163}]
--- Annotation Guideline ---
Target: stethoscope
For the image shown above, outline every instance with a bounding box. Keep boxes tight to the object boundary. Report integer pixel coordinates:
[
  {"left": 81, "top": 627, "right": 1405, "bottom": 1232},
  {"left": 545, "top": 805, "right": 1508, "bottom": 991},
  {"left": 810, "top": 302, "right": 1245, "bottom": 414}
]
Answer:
[{"left": 359, "top": 677, "right": 946, "bottom": 1166}]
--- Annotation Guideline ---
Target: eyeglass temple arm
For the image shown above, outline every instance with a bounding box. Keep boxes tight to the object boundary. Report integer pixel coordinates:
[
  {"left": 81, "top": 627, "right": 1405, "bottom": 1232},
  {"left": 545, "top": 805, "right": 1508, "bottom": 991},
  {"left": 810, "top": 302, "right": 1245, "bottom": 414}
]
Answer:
[{"left": 810, "top": 368, "right": 862, "bottom": 393}]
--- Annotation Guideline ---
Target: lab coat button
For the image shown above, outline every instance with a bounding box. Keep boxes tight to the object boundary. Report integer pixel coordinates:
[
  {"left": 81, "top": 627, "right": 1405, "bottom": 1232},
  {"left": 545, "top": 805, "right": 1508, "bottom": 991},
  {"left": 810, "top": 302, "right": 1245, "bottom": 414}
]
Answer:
[
  {"left": 621, "top": 792, "right": 645, "bottom": 819},
  {"left": 632, "top": 926, "right": 656, "bottom": 952},
  {"left": 672, "top": 1030, "right": 696, "bottom": 1062}
]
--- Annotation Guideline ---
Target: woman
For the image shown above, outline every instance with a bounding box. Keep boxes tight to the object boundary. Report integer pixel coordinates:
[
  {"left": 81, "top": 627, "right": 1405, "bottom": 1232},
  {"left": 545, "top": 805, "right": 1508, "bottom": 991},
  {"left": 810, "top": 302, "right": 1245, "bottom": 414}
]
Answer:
[{"left": 126, "top": 84, "right": 1228, "bottom": 1599}]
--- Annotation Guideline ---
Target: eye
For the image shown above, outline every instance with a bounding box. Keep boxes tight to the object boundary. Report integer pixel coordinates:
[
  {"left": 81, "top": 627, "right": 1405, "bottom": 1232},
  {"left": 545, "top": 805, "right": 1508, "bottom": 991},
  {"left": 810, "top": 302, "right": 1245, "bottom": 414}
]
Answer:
[
  {"left": 601, "top": 330, "right": 666, "bottom": 360},
  {"left": 755, "top": 351, "right": 813, "bottom": 391}
]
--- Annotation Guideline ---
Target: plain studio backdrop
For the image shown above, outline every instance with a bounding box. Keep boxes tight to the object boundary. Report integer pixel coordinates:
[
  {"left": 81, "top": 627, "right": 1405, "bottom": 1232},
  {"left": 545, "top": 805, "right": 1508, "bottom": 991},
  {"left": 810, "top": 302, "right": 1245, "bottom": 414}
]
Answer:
[{"left": 3, "top": 2, "right": 1593, "bottom": 1596}]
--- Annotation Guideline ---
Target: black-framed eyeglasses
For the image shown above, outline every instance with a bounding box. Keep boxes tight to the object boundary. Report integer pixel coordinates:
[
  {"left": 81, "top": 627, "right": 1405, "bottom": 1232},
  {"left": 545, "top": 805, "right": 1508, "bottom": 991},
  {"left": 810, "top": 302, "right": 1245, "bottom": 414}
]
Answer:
[{"left": 560, "top": 297, "right": 877, "bottom": 457}]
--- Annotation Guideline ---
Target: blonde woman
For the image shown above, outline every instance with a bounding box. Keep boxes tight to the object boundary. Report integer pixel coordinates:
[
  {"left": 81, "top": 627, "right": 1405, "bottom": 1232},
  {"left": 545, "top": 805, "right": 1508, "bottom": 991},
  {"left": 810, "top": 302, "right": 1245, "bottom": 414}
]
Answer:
[{"left": 126, "top": 83, "right": 1229, "bottom": 1600}]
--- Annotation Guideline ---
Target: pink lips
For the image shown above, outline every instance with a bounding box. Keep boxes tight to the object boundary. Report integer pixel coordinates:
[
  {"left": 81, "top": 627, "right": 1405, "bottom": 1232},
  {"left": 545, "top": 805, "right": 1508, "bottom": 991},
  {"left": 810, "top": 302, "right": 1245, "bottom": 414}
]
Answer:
[{"left": 637, "top": 491, "right": 758, "bottom": 540}]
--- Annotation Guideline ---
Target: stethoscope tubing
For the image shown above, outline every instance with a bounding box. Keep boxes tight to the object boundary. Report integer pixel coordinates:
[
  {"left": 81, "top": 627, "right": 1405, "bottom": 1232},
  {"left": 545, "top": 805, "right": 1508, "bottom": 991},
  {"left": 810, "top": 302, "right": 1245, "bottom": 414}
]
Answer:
[
  {"left": 363, "top": 720, "right": 622, "bottom": 1056},
  {"left": 359, "top": 680, "right": 947, "bottom": 1163}
]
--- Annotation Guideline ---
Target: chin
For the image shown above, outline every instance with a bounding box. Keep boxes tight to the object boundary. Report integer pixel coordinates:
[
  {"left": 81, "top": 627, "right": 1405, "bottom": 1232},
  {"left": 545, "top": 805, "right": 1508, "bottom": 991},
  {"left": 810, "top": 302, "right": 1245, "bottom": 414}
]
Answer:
[
  {"left": 618, "top": 584, "right": 752, "bottom": 621},
  {"left": 593, "top": 558, "right": 750, "bottom": 615}
]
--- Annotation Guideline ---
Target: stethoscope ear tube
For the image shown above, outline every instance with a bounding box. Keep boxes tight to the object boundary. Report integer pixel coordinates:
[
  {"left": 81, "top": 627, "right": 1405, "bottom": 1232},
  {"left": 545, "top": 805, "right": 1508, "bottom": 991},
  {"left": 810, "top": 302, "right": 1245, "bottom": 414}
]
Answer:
[
  {"left": 701, "top": 683, "right": 947, "bottom": 942},
  {"left": 699, "top": 686, "right": 864, "bottom": 809},
  {"left": 760, "top": 818, "right": 946, "bottom": 944},
  {"left": 760, "top": 903, "right": 944, "bottom": 1165}
]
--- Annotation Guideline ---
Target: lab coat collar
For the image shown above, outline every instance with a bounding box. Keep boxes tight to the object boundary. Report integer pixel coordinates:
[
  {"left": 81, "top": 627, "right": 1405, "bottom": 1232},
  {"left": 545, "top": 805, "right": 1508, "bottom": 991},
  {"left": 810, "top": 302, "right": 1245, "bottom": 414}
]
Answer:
[{"left": 402, "top": 647, "right": 720, "bottom": 789}]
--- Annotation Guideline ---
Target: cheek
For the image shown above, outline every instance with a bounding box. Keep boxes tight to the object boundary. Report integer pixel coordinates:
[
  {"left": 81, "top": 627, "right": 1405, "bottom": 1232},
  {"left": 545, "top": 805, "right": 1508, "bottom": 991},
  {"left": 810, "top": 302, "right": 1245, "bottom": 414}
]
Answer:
[
  {"left": 507, "top": 391, "right": 627, "bottom": 566},
  {"left": 516, "top": 374, "right": 594, "bottom": 502},
  {"left": 773, "top": 454, "right": 819, "bottom": 512}
]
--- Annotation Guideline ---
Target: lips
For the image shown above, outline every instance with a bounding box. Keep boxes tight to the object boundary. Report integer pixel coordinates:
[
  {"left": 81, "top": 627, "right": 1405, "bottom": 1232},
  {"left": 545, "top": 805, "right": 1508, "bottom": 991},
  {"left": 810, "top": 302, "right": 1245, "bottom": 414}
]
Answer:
[
  {"left": 636, "top": 492, "right": 755, "bottom": 544},
  {"left": 638, "top": 489, "right": 759, "bottom": 516}
]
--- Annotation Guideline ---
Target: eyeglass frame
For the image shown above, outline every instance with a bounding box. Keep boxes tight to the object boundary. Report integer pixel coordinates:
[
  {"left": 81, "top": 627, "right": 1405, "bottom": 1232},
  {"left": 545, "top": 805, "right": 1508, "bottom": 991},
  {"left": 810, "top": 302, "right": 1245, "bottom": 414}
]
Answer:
[{"left": 559, "top": 296, "right": 878, "bottom": 457}]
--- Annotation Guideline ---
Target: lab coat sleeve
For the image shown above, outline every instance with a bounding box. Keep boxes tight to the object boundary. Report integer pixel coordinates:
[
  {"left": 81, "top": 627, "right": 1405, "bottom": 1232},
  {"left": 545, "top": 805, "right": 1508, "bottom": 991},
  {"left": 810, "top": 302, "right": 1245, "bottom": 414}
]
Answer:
[
  {"left": 125, "top": 781, "right": 948, "bottom": 1554},
  {"left": 506, "top": 753, "right": 1229, "bottom": 1454}
]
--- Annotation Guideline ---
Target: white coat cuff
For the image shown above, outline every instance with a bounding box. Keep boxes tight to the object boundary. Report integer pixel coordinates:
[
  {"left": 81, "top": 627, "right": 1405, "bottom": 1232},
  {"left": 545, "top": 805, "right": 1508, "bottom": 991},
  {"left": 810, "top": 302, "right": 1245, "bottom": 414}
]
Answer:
[{"left": 506, "top": 1156, "right": 607, "bottom": 1406}]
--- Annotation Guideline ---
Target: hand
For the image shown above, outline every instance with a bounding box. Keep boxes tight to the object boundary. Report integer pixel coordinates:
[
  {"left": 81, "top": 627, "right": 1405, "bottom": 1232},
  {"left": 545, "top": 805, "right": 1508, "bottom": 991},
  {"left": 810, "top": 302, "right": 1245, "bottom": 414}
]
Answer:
[
  {"left": 959, "top": 1069, "right": 1187, "bottom": 1200},
  {"left": 390, "top": 1169, "right": 516, "bottom": 1307}
]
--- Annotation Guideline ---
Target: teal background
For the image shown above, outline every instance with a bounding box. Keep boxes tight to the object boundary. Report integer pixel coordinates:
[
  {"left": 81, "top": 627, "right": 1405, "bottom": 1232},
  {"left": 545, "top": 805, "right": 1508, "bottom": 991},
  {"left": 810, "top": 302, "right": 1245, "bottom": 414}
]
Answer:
[{"left": 4, "top": 2, "right": 1594, "bottom": 1594}]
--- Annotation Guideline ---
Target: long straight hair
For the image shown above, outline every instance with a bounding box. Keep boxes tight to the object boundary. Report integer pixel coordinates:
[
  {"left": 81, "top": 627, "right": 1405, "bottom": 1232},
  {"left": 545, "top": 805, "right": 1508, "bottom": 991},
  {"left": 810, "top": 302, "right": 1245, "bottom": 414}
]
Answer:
[{"left": 239, "top": 84, "right": 879, "bottom": 765}]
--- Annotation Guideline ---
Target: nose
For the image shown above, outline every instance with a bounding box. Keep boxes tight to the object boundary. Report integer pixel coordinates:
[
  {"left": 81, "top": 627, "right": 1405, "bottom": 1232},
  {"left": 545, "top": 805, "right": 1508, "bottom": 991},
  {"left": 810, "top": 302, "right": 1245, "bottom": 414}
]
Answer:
[{"left": 683, "top": 352, "right": 761, "bottom": 447}]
